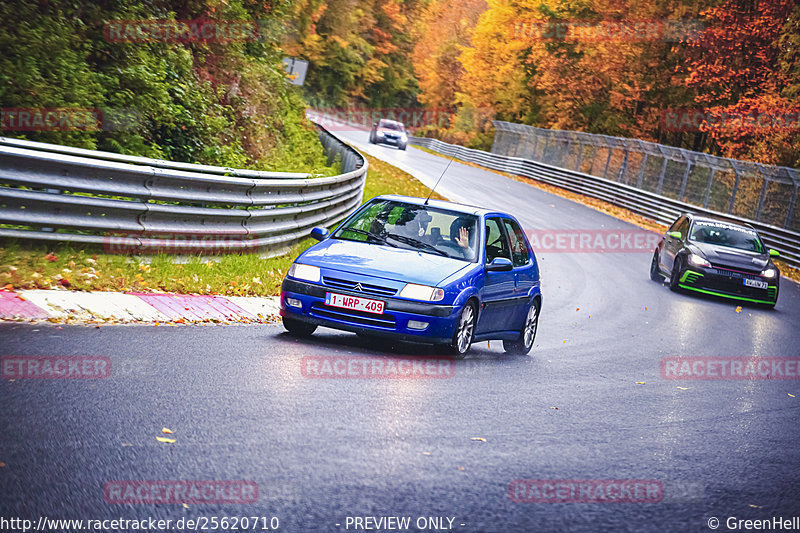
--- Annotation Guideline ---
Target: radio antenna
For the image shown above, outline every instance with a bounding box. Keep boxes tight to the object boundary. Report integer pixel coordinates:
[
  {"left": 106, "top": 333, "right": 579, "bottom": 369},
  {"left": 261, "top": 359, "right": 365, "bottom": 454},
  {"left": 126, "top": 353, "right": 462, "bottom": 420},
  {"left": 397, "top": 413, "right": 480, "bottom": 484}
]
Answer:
[{"left": 424, "top": 156, "right": 455, "bottom": 205}]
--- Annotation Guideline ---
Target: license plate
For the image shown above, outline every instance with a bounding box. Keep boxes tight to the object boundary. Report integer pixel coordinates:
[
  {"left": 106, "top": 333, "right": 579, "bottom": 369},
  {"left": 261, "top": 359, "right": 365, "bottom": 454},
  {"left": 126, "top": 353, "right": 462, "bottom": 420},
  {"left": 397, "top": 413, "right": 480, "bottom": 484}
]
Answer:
[
  {"left": 325, "top": 292, "right": 385, "bottom": 314},
  {"left": 744, "top": 279, "right": 768, "bottom": 289}
]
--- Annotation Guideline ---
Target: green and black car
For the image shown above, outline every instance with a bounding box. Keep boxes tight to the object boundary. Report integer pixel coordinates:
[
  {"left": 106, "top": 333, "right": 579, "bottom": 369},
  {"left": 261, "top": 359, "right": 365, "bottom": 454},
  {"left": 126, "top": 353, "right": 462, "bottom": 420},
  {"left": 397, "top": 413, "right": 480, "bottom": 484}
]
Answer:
[{"left": 650, "top": 214, "right": 780, "bottom": 308}]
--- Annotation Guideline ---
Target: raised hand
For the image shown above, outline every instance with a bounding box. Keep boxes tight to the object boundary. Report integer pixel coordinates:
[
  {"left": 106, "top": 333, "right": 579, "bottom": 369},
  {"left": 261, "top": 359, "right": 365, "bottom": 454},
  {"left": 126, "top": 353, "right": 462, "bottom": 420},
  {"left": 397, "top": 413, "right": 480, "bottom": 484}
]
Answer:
[{"left": 456, "top": 226, "right": 470, "bottom": 248}]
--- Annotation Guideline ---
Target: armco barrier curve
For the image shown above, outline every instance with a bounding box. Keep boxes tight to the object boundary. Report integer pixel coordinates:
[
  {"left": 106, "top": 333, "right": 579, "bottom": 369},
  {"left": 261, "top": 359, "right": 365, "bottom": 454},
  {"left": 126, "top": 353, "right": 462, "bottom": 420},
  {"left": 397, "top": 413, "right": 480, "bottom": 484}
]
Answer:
[{"left": 0, "top": 120, "right": 367, "bottom": 254}]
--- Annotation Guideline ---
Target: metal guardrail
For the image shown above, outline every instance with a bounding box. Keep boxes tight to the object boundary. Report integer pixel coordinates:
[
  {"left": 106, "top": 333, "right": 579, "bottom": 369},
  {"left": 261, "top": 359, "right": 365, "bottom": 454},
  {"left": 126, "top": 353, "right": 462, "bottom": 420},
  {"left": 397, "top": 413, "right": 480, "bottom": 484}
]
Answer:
[
  {"left": 409, "top": 135, "right": 800, "bottom": 270},
  {"left": 491, "top": 121, "right": 800, "bottom": 232},
  {"left": 0, "top": 120, "right": 367, "bottom": 254}
]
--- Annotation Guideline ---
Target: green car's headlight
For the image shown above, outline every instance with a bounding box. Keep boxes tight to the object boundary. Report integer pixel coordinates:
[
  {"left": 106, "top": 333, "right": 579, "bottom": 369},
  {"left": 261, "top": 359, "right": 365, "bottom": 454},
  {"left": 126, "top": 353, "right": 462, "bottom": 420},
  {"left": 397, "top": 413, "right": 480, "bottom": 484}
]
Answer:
[{"left": 688, "top": 253, "right": 710, "bottom": 268}]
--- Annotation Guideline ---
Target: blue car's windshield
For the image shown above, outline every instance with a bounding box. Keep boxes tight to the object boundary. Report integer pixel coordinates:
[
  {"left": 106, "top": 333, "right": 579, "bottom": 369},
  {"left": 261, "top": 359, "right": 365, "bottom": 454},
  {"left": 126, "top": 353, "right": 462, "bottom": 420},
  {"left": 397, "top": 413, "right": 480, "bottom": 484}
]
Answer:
[
  {"left": 688, "top": 221, "right": 764, "bottom": 253},
  {"left": 333, "top": 200, "right": 479, "bottom": 262}
]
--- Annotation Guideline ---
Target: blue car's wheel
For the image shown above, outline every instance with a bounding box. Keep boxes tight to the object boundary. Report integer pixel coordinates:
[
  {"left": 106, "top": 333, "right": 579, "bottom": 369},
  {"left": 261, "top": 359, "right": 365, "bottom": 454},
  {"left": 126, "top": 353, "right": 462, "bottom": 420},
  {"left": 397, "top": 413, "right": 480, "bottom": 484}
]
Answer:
[
  {"left": 438, "top": 302, "right": 476, "bottom": 359},
  {"left": 503, "top": 301, "right": 539, "bottom": 355},
  {"left": 283, "top": 316, "right": 317, "bottom": 337}
]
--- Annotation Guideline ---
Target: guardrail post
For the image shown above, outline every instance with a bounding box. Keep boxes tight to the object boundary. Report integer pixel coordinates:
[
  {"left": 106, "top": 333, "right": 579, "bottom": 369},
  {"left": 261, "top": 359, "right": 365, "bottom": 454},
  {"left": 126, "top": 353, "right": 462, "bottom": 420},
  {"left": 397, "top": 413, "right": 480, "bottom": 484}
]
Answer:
[
  {"left": 618, "top": 149, "right": 629, "bottom": 183},
  {"left": 702, "top": 168, "right": 716, "bottom": 208},
  {"left": 541, "top": 134, "right": 550, "bottom": 164},
  {"left": 602, "top": 145, "right": 613, "bottom": 180},
  {"left": 678, "top": 159, "right": 692, "bottom": 201},
  {"left": 754, "top": 168, "right": 769, "bottom": 222},
  {"left": 656, "top": 157, "right": 668, "bottom": 195},
  {"left": 728, "top": 169, "right": 741, "bottom": 214},
  {"left": 41, "top": 188, "right": 60, "bottom": 232},
  {"left": 636, "top": 153, "right": 648, "bottom": 188}
]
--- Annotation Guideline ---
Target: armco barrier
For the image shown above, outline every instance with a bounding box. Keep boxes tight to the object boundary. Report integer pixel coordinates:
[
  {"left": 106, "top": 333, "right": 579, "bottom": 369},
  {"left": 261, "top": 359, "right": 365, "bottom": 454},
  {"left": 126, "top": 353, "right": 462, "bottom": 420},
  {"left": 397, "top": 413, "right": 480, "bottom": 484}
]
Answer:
[
  {"left": 0, "top": 120, "right": 366, "bottom": 254},
  {"left": 409, "top": 135, "right": 800, "bottom": 269}
]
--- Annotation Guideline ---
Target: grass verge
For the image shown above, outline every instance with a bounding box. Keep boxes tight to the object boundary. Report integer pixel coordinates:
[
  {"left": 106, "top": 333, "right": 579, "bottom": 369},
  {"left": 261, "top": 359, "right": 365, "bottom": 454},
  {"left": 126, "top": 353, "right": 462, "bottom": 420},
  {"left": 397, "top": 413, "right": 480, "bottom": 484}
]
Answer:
[{"left": 0, "top": 152, "right": 444, "bottom": 296}]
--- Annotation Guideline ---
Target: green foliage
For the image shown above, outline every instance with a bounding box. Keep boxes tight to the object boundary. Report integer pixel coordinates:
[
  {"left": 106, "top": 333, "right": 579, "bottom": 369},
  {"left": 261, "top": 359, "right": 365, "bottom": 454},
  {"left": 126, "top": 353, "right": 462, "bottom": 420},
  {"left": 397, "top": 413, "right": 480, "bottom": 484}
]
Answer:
[{"left": 0, "top": 0, "right": 329, "bottom": 171}]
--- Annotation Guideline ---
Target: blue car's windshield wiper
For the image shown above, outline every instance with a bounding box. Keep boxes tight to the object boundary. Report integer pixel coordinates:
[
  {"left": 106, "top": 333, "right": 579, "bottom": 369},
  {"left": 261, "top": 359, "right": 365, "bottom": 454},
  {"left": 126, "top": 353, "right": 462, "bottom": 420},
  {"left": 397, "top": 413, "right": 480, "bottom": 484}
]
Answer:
[
  {"left": 337, "top": 227, "right": 398, "bottom": 247},
  {"left": 385, "top": 233, "right": 449, "bottom": 257}
]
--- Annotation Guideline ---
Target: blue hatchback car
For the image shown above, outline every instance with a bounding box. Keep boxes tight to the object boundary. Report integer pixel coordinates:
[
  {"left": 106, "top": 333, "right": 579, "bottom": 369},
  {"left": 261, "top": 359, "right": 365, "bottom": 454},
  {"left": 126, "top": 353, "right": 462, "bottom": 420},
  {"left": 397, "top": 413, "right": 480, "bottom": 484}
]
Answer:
[{"left": 280, "top": 195, "right": 541, "bottom": 356}]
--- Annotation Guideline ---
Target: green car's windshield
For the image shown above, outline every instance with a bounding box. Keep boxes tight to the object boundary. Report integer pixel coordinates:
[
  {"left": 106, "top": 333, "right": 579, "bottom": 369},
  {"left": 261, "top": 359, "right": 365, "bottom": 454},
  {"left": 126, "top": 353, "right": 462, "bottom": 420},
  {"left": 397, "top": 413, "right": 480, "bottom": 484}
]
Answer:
[
  {"left": 688, "top": 221, "right": 764, "bottom": 253},
  {"left": 333, "top": 200, "right": 479, "bottom": 262}
]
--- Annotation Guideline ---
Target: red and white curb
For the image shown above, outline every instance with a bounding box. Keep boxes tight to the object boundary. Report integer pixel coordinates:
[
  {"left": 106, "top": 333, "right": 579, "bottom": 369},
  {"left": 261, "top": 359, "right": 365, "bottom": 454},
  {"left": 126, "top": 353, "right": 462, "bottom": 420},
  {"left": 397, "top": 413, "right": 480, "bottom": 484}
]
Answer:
[{"left": 0, "top": 290, "right": 280, "bottom": 324}]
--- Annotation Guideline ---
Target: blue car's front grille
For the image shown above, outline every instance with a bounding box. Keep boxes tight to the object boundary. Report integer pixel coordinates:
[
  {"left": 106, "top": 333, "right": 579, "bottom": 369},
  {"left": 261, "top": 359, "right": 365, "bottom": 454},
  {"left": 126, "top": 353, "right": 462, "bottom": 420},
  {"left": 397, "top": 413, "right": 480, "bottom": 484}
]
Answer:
[
  {"left": 322, "top": 276, "right": 397, "bottom": 297},
  {"left": 310, "top": 302, "right": 396, "bottom": 329}
]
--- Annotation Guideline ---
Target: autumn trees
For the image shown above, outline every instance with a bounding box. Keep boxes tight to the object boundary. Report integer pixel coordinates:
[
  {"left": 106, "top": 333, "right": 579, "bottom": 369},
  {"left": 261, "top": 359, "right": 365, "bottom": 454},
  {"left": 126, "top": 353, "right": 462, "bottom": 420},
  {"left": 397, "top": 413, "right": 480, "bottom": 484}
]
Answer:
[
  {"left": 286, "top": 0, "right": 423, "bottom": 108},
  {"left": 405, "top": 0, "right": 798, "bottom": 167}
]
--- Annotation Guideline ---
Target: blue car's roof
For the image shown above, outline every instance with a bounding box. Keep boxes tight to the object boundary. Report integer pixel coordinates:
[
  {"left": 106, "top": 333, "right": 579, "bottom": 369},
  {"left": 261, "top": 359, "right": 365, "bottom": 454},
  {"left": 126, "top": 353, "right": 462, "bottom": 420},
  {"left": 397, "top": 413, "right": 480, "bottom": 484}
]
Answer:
[{"left": 374, "top": 194, "right": 500, "bottom": 218}]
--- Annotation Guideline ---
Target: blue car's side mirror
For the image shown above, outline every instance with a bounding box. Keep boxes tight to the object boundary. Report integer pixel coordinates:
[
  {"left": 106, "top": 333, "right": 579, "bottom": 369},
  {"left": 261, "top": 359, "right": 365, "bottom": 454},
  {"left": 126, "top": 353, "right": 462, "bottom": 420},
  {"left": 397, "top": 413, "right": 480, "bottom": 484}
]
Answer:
[
  {"left": 310, "top": 227, "right": 329, "bottom": 241},
  {"left": 486, "top": 257, "right": 513, "bottom": 272}
]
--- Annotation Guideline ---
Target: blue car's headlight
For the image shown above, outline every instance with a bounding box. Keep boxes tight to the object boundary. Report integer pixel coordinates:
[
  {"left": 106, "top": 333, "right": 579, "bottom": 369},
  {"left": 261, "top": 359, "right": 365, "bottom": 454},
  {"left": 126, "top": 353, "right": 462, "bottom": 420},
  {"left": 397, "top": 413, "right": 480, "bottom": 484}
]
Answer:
[
  {"left": 398, "top": 283, "right": 444, "bottom": 302},
  {"left": 376, "top": 131, "right": 385, "bottom": 137},
  {"left": 761, "top": 268, "right": 777, "bottom": 278},
  {"left": 288, "top": 263, "right": 320, "bottom": 283}
]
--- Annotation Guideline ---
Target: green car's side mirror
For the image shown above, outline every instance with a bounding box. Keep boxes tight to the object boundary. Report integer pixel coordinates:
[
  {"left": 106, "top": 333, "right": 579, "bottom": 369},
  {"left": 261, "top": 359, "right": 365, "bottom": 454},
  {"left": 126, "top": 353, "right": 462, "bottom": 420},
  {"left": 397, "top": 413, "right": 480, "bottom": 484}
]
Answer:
[
  {"left": 769, "top": 249, "right": 780, "bottom": 257},
  {"left": 668, "top": 231, "right": 682, "bottom": 239}
]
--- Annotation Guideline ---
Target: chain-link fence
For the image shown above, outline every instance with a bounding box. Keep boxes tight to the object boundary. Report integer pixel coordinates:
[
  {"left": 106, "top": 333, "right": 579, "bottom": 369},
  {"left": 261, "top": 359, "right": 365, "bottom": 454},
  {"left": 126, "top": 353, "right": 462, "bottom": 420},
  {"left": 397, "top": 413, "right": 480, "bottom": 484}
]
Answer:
[{"left": 492, "top": 121, "right": 800, "bottom": 232}]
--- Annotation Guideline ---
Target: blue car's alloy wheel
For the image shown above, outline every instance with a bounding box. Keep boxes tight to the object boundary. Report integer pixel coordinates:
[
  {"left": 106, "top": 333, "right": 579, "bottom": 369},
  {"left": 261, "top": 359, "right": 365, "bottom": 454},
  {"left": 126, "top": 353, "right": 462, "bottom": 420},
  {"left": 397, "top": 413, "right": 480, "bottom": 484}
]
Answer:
[
  {"left": 446, "top": 303, "right": 476, "bottom": 359},
  {"left": 503, "top": 301, "right": 539, "bottom": 355}
]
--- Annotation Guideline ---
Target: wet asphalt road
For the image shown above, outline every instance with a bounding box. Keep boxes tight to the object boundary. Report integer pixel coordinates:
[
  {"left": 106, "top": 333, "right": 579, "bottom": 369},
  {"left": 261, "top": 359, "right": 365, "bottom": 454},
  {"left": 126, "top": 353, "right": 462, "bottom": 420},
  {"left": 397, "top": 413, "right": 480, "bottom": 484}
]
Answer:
[{"left": 1, "top": 132, "right": 800, "bottom": 532}]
